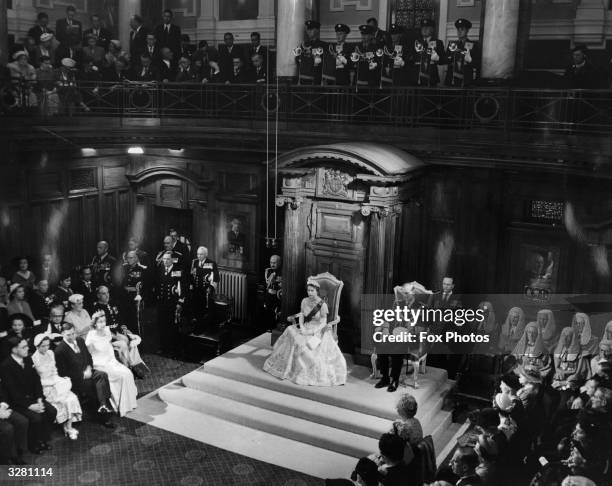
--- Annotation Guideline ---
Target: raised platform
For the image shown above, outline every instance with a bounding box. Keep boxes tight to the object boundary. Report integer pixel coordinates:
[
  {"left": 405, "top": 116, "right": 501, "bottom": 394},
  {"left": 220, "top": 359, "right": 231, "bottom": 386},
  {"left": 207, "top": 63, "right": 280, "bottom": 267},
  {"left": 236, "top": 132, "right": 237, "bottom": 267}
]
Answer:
[{"left": 128, "top": 333, "right": 467, "bottom": 479}]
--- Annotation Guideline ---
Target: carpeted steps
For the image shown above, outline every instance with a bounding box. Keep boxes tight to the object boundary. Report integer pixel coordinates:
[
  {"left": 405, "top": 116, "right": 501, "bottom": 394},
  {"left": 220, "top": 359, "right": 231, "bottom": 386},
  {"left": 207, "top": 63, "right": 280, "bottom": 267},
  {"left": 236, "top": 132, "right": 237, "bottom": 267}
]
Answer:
[{"left": 132, "top": 333, "right": 465, "bottom": 479}]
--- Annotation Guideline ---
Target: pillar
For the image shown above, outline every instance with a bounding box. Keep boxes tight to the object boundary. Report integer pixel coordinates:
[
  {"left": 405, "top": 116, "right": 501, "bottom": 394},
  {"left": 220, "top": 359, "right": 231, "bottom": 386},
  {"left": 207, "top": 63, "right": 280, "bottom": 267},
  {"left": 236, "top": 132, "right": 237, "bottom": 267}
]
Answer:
[
  {"left": 0, "top": 0, "right": 7, "bottom": 65},
  {"left": 481, "top": 0, "right": 520, "bottom": 79},
  {"left": 119, "top": 0, "right": 141, "bottom": 55},
  {"left": 279, "top": 197, "right": 307, "bottom": 320},
  {"left": 276, "top": 0, "right": 306, "bottom": 78}
]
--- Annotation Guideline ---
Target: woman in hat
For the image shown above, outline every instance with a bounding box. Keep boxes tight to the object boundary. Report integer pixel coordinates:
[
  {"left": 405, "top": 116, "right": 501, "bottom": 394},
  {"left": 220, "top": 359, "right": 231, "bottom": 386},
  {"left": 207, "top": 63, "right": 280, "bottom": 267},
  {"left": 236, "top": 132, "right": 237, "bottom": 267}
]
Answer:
[
  {"left": 7, "top": 284, "right": 34, "bottom": 322},
  {"left": 498, "top": 306, "right": 526, "bottom": 354},
  {"left": 571, "top": 313, "right": 599, "bottom": 357},
  {"left": 512, "top": 322, "right": 553, "bottom": 380},
  {"left": 56, "top": 57, "right": 90, "bottom": 114},
  {"left": 388, "top": 393, "right": 423, "bottom": 450},
  {"left": 63, "top": 294, "right": 92, "bottom": 339},
  {"left": 85, "top": 311, "right": 137, "bottom": 416},
  {"left": 263, "top": 278, "right": 347, "bottom": 386},
  {"left": 31, "top": 334, "right": 82, "bottom": 439},
  {"left": 7, "top": 50, "right": 37, "bottom": 108}
]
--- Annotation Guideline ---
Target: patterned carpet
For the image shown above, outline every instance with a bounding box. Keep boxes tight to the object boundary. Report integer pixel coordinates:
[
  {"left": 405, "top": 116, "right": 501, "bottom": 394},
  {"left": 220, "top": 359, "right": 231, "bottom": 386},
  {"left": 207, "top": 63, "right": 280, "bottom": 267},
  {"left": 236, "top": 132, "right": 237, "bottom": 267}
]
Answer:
[{"left": 0, "top": 353, "right": 325, "bottom": 486}]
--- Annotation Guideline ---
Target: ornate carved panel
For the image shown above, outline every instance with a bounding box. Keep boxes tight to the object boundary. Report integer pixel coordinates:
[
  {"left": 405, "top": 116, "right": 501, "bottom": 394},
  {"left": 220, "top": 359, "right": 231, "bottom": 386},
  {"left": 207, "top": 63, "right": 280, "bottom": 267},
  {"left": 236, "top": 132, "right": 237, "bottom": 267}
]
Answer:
[{"left": 316, "top": 168, "right": 354, "bottom": 200}]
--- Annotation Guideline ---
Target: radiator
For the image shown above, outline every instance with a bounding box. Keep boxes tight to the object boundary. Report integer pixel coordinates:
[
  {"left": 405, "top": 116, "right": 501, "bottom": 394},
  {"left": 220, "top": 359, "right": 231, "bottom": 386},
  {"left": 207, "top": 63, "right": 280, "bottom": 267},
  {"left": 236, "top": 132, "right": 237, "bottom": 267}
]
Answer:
[{"left": 218, "top": 270, "right": 248, "bottom": 323}]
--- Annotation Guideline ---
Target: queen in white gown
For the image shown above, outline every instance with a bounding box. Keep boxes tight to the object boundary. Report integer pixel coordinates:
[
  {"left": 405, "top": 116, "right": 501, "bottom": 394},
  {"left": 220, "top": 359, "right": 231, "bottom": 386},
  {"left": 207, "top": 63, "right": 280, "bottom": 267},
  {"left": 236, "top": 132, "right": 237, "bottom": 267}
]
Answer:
[
  {"left": 85, "top": 311, "right": 138, "bottom": 416},
  {"left": 263, "top": 278, "right": 347, "bottom": 386}
]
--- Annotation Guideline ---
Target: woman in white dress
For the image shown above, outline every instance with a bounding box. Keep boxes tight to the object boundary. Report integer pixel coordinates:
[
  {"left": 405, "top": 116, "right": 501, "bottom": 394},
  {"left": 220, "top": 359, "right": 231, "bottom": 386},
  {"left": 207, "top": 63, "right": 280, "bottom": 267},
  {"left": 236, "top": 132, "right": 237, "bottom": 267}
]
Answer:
[
  {"left": 32, "top": 334, "right": 82, "bottom": 439},
  {"left": 86, "top": 311, "right": 138, "bottom": 416},
  {"left": 64, "top": 294, "right": 92, "bottom": 339},
  {"left": 263, "top": 278, "right": 347, "bottom": 386}
]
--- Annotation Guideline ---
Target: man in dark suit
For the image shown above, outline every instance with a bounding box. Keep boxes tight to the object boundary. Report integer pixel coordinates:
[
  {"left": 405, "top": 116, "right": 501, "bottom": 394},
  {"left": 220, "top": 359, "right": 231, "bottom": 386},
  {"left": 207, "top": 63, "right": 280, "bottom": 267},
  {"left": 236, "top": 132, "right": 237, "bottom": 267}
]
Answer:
[
  {"left": 55, "top": 5, "right": 83, "bottom": 47},
  {"left": 169, "top": 228, "right": 190, "bottom": 262},
  {"left": 54, "top": 323, "right": 115, "bottom": 428},
  {"left": 0, "top": 380, "right": 28, "bottom": 464},
  {"left": 248, "top": 53, "right": 267, "bottom": 84},
  {"left": 82, "top": 14, "right": 111, "bottom": 51},
  {"left": 450, "top": 447, "right": 482, "bottom": 485},
  {"left": 129, "top": 15, "right": 149, "bottom": 65},
  {"left": 73, "top": 266, "right": 96, "bottom": 314},
  {"left": 154, "top": 251, "right": 186, "bottom": 358},
  {"left": 366, "top": 17, "right": 392, "bottom": 49},
  {"left": 144, "top": 34, "right": 162, "bottom": 64},
  {"left": 564, "top": 45, "right": 606, "bottom": 89},
  {"left": 0, "top": 337, "right": 56, "bottom": 453},
  {"left": 154, "top": 9, "right": 182, "bottom": 59},
  {"left": 218, "top": 32, "right": 244, "bottom": 80},
  {"left": 131, "top": 53, "right": 160, "bottom": 82},
  {"left": 28, "top": 12, "right": 54, "bottom": 45},
  {"left": 55, "top": 37, "right": 83, "bottom": 69},
  {"left": 246, "top": 32, "right": 268, "bottom": 73},
  {"left": 158, "top": 47, "right": 177, "bottom": 82},
  {"left": 376, "top": 433, "right": 412, "bottom": 486}
]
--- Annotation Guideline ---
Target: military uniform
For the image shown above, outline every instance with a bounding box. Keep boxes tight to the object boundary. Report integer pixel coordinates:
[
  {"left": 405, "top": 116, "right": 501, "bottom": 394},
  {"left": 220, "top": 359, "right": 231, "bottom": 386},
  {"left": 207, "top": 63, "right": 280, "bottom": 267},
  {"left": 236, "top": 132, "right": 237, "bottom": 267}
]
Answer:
[
  {"left": 189, "top": 258, "right": 220, "bottom": 329},
  {"left": 323, "top": 24, "right": 352, "bottom": 86},
  {"left": 155, "top": 264, "right": 185, "bottom": 357},
  {"left": 121, "top": 262, "right": 149, "bottom": 331},
  {"left": 410, "top": 19, "right": 445, "bottom": 87},
  {"left": 91, "top": 253, "right": 117, "bottom": 287},
  {"left": 263, "top": 266, "right": 282, "bottom": 328},
  {"left": 155, "top": 249, "right": 184, "bottom": 270},
  {"left": 383, "top": 24, "right": 410, "bottom": 87},
  {"left": 295, "top": 21, "right": 328, "bottom": 85},
  {"left": 354, "top": 25, "right": 385, "bottom": 88},
  {"left": 444, "top": 19, "right": 481, "bottom": 87}
]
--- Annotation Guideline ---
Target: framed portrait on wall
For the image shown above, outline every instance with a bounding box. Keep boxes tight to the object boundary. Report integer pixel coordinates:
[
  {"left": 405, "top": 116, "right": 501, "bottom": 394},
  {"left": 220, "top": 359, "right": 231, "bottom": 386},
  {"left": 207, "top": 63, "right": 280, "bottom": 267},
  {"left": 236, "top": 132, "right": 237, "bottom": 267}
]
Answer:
[{"left": 217, "top": 202, "right": 256, "bottom": 271}]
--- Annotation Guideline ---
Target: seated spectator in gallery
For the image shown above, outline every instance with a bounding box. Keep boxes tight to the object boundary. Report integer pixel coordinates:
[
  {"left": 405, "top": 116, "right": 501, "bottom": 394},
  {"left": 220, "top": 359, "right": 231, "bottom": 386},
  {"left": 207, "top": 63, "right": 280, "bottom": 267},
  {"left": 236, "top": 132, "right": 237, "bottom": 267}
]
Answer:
[
  {"left": 85, "top": 312, "right": 137, "bottom": 416},
  {"left": 55, "top": 37, "right": 82, "bottom": 69},
  {"left": 0, "top": 336, "right": 57, "bottom": 454},
  {"left": 104, "top": 40, "right": 126, "bottom": 68},
  {"left": 195, "top": 59, "right": 221, "bottom": 84},
  {"left": 64, "top": 294, "right": 92, "bottom": 339},
  {"left": 158, "top": 47, "right": 176, "bottom": 83},
  {"left": 7, "top": 51, "right": 37, "bottom": 84},
  {"left": 103, "top": 56, "right": 129, "bottom": 83},
  {"left": 218, "top": 32, "right": 243, "bottom": 77},
  {"left": 193, "top": 40, "right": 219, "bottom": 65},
  {"left": 31, "top": 334, "right": 82, "bottom": 440},
  {"left": 175, "top": 55, "right": 198, "bottom": 83},
  {"left": 131, "top": 53, "right": 159, "bottom": 82},
  {"left": 143, "top": 34, "right": 161, "bottom": 63},
  {"left": 82, "top": 14, "right": 111, "bottom": 51},
  {"left": 32, "top": 33, "right": 56, "bottom": 68},
  {"left": 0, "top": 380, "right": 28, "bottom": 465},
  {"left": 389, "top": 393, "right": 423, "bottom": 448},
  {"left": 29, "top": 280, "right": 54, "bottom": 321},
  {"left": 564, "top": 45, "right": 606, "bottom": 89},
  {"left": 28, "top": 12, "right": 54, "bottom": 45},
  {"left": 7, "top": 284, "right": 34, "bottom": 322},
  {"left": 224, "top": 57, "right": 248, "bottom": 84},
  {"left": 36, "top": 56, "right": 59, "bottom": 116},
  {"left": 54, "top": 323, "right": 115, "bottom": 428},
  {"left": 248, "top": 53, "right": 267, "bottom": 84},
  {"left": 81, "top": 34, "right": 105, "bottom": 65}
]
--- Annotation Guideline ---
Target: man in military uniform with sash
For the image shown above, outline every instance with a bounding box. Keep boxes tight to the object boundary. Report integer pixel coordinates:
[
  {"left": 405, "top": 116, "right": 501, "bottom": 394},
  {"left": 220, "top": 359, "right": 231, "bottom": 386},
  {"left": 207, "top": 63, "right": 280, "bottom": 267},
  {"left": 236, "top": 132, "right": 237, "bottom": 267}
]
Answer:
[
  {"left": 188, "top": 246, "right": 219, "bottom": 333},
  {"left": 91, "top": 241, "right": 117, "bottom": 287},
  {"left": 354, "top": 24, "right": 385, "bottom": 88},
  {"left": 444, "top": 18, "right": 481, "bottom": 87},
  {"left": 263, "top": 255, "right": 282, "bottom": 330},
  {"left": 294, "top": 20, "right": 327, "bottom": 85},
  {"left": 121, "top": 250, "right": 149, "bottom": 333},
  {"left": 155, "top": 251, "right": 185, "bottom": 358},
  {"left": 411, "top": 18, "right": 445, "bottom": 87},
  {"left": 323, "top": 24, "right": 352, "bottom": 86}
]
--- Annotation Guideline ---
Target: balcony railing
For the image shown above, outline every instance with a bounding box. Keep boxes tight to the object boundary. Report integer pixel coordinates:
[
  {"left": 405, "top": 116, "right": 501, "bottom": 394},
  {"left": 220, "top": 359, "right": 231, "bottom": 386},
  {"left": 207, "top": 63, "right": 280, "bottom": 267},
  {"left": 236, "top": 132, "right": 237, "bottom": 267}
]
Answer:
[{"left": 2, "top": 80, "right": 612, "bottom": 135}]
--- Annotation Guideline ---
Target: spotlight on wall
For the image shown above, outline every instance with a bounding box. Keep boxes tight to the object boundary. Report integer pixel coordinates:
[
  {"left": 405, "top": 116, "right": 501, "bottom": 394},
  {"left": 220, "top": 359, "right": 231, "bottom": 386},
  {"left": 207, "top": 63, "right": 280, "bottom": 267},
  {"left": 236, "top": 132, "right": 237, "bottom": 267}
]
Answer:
[
  {"left": 128, "top": 146, "right": 144, "bottom": 155},
  {"left": 81, "top": 148, "right": 96, "bottom": 156}
]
